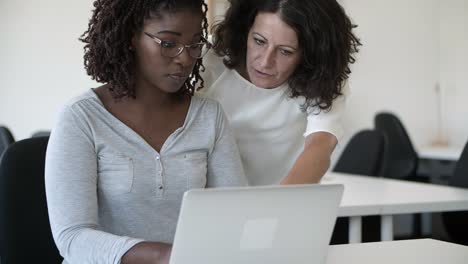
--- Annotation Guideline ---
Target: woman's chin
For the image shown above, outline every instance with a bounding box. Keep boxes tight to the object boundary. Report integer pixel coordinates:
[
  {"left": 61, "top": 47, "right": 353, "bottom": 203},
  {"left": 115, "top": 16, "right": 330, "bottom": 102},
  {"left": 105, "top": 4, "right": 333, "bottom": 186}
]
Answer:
[
  {"left": 251, "top": 79, "right": 279, "bottom": 89},
  {"left": 248, "top": 72, "right": 280, "bottom": 89}
]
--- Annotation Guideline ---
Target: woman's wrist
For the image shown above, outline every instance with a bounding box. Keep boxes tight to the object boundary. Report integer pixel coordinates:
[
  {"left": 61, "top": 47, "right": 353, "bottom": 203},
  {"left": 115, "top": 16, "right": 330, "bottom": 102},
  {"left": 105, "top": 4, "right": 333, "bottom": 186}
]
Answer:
[{"left": 121, "top": 241, "right": 172, "bottom": 264}]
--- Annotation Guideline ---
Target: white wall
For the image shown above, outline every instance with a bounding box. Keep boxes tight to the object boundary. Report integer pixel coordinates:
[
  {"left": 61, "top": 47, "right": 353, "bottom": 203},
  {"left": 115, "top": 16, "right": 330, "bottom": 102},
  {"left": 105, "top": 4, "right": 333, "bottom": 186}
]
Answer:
[
  {"left": 0, "top": 0, "right": 467, "bottom": 153},
  {"left": 335, "top": 0, "right": 468, "bottom": 159},
  {"left": 0, "top": 0, "right": 97, "bottom": 139},
  {"left": 340, "top": 0, "right": 439, "bottom": 147},
  {"left": 439, "top": 0, "right": 468, "bottom": 147}
]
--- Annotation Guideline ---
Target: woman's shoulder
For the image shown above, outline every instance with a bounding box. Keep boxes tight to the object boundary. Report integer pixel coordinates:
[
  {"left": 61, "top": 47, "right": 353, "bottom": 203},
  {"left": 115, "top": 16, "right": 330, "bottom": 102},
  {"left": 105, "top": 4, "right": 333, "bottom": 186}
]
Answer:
[
  {"left": 192, "top": 95, "right": 231, "bottom": 124},
  {"left": 57, "top": 89, "right": 102, "bottom": 122},
  {"left": 62, "top": 89, "right": 99, "bottom": 109},
  {"left": 302, "top": 81, "right": 350, "bottom": 115},
  {"left": 51, "top": 90, "right": 102, "bottom": 140},
  {"left": 191, "top": 95, "right": 223, "bottom": 114},
  {"left": 302, "top": 82, "right": 350, "bottom": 140}
]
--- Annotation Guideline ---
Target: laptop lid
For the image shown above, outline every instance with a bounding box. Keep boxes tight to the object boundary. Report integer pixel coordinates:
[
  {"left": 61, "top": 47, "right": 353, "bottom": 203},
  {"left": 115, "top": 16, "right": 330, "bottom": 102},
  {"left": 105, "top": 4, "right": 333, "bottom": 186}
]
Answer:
[{"left": 170, "top": 184, "right": 344, "bottom": 264}]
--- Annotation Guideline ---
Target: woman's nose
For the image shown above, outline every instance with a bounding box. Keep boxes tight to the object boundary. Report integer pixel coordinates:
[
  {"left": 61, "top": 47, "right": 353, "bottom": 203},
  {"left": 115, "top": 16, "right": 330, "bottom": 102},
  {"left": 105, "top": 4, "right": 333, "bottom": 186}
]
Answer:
[{"left": 258, "top": 48, "right": 275, "bottom": 68}]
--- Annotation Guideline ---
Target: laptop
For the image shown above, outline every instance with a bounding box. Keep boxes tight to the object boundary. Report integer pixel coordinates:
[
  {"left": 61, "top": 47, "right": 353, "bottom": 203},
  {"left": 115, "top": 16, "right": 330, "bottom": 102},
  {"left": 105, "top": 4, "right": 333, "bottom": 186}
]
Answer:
[{"left": 169, "top": 184, "right": 344, "bottom": 264}]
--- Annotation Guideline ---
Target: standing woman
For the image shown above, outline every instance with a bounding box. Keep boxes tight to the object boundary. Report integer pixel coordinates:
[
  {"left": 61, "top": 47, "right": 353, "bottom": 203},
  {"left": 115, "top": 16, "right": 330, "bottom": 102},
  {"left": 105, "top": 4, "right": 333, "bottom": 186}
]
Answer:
[
  {"left": 45, "top": 0, "right": 246, "bottom": 263},
  {"left": 202, "top": 0, "right": 361, "bottom": 185}
]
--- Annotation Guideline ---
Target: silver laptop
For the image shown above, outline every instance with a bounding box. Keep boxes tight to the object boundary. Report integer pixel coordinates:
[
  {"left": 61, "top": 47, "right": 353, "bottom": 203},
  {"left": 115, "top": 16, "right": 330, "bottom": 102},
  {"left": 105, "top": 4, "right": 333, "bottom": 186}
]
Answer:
[{"left": 169, "top": 184, "right": 344, "bottom": 264}]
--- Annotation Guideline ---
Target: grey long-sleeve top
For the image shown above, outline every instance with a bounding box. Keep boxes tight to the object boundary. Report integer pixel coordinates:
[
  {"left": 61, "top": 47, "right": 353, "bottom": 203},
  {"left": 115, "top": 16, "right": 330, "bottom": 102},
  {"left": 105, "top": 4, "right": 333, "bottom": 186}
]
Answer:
[{"left": 45, "top": 89, "right": 247, "bottom": 264}]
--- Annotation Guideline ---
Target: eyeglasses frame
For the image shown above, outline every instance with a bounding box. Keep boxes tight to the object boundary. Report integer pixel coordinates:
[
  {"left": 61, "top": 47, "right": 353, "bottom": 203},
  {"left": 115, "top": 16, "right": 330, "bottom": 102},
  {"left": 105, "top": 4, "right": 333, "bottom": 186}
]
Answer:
[{"left": 143, "top": 32, "right": 212, "bottom": 59}]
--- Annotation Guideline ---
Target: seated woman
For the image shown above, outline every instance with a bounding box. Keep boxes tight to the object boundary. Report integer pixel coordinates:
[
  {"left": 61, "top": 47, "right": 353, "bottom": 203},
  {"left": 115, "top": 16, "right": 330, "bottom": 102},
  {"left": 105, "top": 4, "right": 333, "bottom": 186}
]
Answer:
[
  {"left": 201, "top": 0, "right": 361, "bottom": 185},
  {"left": 45, "top": 0, "right": 246, "bottom": 263}
]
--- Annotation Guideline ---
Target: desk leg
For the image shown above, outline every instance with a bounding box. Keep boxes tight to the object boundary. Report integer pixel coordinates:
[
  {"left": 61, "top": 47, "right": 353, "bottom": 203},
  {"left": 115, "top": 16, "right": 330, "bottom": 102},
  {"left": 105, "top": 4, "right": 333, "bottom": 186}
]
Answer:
[
  {"left": 349, "top": 216, "right": 362, "bottom": 243},
  {"left": 381, "top": 215, "right": 394, "bottom": 241}
]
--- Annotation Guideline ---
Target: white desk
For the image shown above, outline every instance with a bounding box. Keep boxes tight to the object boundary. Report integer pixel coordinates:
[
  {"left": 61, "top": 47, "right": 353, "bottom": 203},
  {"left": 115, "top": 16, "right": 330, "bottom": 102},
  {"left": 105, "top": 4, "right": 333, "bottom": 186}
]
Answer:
[
  {"left": 323, "top": 172, "right": 468, "bottom": 243},
  {"left": 418, "top": 145, "right": 463, "bottom": 161},
  {"left": 327, "top": 239, "right": 468, "bottom": 264}
]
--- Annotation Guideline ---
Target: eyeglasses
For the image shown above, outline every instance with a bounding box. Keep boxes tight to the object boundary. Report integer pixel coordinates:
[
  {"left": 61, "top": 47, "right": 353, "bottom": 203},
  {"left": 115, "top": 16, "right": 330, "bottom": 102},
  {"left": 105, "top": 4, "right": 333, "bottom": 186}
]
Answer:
[{"left": 144, "top": 32, "right": 212, "bottom": 59}]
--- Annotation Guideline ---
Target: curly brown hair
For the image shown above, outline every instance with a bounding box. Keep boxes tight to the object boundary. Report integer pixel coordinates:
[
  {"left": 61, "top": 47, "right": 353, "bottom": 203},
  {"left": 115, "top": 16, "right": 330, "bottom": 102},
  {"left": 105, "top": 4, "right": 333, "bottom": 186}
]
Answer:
[
  {"left": 80, "top": 0, "right": 209, "bottom": 99},
  {"left": 212, "top": 0, "right": 361, "bottom": 112}
]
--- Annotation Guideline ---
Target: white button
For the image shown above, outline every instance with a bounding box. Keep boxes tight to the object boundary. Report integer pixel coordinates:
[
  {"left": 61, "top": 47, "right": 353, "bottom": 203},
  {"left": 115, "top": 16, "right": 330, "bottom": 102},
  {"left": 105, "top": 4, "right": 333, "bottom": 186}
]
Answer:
[{"left": 156, "top": 156, "right": 160, "bottom": 160}]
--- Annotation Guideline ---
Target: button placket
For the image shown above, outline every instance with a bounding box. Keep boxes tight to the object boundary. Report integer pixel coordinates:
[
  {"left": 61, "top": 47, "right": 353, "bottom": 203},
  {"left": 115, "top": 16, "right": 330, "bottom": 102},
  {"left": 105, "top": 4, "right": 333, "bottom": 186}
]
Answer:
[{"left": 155, "top": 155, "right": 164, "bottom": 194}]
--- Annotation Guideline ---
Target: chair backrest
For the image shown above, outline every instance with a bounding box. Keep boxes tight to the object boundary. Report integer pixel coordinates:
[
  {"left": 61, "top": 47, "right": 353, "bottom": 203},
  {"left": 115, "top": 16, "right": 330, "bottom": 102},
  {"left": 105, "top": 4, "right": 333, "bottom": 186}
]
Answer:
[
  {"left": 441, "top": 140, "right": 468, "bottom": 245},
  {"left": 0, "top": 137, "right": 63, "bottom": 263},
  {"left": 31, "top": 130, "right": 51, "bottom": 138},
  {"left": 374, "top": 112, "right": 418, "bottom": 179},
  {"left": 0, "top": 126, "right": 15, "bottom": 158},
  {"left": 450, "top": 141, "right": 468, "bottom": 188},
  {"left": 333, "top": 129, "right": 386, "bottom": 177}
]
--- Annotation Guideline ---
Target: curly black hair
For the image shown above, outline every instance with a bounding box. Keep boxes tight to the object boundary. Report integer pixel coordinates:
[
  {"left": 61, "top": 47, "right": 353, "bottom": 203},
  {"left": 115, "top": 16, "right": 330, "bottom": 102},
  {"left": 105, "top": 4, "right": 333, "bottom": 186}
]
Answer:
[
  {"left": 212, "top": 0, "right": 361, "bottom": 112},
  {"left": 80, "top": 0, "right": 209, "bottom": 99}
]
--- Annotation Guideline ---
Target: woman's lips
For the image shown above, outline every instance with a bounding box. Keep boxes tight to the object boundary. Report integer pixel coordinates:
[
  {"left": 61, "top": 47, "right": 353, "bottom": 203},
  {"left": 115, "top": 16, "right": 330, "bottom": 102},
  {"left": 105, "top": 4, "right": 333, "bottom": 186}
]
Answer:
[
  {"left": 168, "top": 74, "right": 187, "bottom": 81},
  {"left": 254, "top": 69, "right": 274, "bottom": 78}
]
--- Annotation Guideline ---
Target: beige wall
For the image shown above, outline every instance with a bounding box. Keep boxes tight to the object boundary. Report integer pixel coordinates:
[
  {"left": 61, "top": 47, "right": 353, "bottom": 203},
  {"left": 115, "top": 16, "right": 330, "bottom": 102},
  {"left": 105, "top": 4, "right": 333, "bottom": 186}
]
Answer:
[{"left": 206, "top": 0, "right": 230, "bottom": 28}]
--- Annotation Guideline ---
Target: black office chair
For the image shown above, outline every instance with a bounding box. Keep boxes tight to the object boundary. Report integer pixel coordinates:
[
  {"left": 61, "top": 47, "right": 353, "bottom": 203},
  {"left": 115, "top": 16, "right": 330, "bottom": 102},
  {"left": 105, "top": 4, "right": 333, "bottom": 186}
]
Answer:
[
  {"left": 334, "top": 130, "right": 386, "bottom": 176},
  {"left": 331, "top": 129, "right": 386, "bottom": 244},
  {"left": 374, "top": 112, "right": 426, "bottom": 238},
  {"left": 31, "top": 130, "right": 51, "bottom": 138},
  {"left": 0, "top": 126, "right": 15, "bottom": 158},
  {"left": 0, "top": 137, "right": 63, "bottom": 264},
  {"left": 441, "top": 141, "right": 468, "bottom": 245},
  {"left": 374, "top": 112, "right": 420, "bottom": 180}
]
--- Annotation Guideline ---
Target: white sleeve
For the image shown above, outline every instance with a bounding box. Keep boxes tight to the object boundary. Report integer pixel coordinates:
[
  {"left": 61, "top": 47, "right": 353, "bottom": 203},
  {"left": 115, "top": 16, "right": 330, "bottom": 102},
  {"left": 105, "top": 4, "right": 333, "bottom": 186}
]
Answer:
[
  {"left": 303, "top": 83, "right": 350, "bottom": 142},
  {"left": 45, "top": 105, "right": 143, "bottom": 264}
]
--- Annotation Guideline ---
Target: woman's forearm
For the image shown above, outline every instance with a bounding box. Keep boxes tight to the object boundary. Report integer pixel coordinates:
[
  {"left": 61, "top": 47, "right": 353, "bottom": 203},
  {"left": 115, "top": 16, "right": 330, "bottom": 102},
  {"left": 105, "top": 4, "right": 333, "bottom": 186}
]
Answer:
[
  {"left": 281, "top": 148, "right": 330, "bottom": 184},
  {"left": 281, "top": 132, "right": 337, "bottom": 185}
]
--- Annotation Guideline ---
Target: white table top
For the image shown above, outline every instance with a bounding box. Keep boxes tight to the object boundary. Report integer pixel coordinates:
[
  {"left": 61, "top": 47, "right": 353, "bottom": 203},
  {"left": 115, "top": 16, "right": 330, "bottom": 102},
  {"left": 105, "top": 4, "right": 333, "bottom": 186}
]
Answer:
[
  {"left": 417, "top": 145, "right": 463, "bottom": 160},
  {"left": 322, "top": 172, "right": 468, "bottom": 216},
  {"left": 326, "top": 239, "right": 468, "bottom": 264}
]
